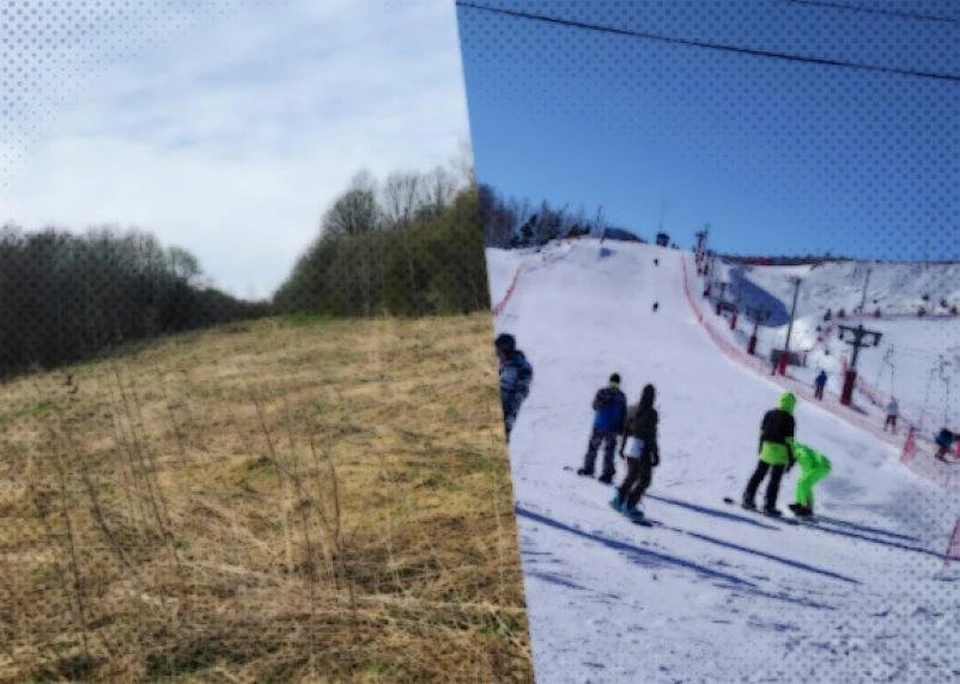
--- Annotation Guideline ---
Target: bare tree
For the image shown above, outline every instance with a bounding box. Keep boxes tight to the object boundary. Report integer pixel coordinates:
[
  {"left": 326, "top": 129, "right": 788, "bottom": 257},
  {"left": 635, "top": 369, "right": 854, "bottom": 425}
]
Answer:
[
  {"left": 381, "top": 171, "right": 424, "bottom": 229},
  {"left": 321, "top": 170, "right": 382, "bottom": 238}
]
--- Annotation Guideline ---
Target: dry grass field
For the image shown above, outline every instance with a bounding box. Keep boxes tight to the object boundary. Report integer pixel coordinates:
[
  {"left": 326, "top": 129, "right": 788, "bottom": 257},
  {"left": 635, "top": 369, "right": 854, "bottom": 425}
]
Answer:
[{"left": 0, "top": 313, "right": 532, "bottom": 682}]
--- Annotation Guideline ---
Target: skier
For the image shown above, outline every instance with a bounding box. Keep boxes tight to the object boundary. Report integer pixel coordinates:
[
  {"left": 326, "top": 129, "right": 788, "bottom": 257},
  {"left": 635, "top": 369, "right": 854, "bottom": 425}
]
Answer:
[
  {"left": 813, "top": 369, "right": 827, "bottom": 401},
  {"left": 610, "top": 383, "right": 660, "bottom": 521},
  {"left": 787, "top": 442, "right": 831, "bottom": 518},
  {"left": 495, "top": 333, "right": 533, "bottom": 443},
  {"left": 934, "top": 427, "right": 957, "bottom": 463},
  {"left": 652, "top": 301, "right": 659, "bottom": 312},
  {"left": 883, "top": 397, "right": 899, "bottom": 434},
  {"left": 577, "top": 373, "right": 628, "bottom": 483},
  {"left": 742, "top": 391, "right": 797, "bottom": 517}
]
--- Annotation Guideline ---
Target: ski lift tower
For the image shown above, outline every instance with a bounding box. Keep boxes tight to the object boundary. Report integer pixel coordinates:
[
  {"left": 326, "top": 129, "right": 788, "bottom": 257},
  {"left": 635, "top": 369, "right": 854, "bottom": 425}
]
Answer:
[{"left": 837, "top": 323, "right": 883, "bottom": 406}]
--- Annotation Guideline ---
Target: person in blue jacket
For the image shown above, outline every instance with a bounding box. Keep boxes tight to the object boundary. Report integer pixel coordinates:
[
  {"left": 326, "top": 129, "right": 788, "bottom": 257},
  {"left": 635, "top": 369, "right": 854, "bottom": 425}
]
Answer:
[
  {"left": 813, "top": 369, "right": 827, "bottom": 401},
  {"left": 495, "top": 333, "right": 533, "bottom": 443},
  {"left": 577, "top": 373, "right": 628, "bottom": 484}
]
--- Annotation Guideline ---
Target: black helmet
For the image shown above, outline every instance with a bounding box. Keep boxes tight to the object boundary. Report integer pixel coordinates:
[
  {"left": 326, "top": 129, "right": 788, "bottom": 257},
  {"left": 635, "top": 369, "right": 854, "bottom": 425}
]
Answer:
[{"left": 494, "top": 333, "right": 516, "bottom": 354}]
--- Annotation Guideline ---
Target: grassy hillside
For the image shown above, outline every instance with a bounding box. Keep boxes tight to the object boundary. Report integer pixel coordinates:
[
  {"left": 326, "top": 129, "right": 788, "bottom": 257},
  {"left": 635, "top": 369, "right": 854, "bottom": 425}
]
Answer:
[{"left": 0, "top": 313, "right": 532, "bottom": 682}]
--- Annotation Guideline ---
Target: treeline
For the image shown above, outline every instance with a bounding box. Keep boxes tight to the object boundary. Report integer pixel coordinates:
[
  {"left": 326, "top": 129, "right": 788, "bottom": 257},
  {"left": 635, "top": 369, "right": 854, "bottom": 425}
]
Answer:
[
  {"left": 0, "top": 225, "right": 270, "bottom": 378},
  {"left": 479, "top": 185, "right": 613, "bottom": 249},
  {"left": 273, "top": 166, "right": 490, "bottom": 317}
]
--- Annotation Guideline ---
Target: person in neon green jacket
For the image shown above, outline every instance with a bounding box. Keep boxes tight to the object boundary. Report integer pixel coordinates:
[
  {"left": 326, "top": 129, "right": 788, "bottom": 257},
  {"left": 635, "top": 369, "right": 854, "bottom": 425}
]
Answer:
[{"left": 788, "top": 442, "right": 832, "bottom": 518}]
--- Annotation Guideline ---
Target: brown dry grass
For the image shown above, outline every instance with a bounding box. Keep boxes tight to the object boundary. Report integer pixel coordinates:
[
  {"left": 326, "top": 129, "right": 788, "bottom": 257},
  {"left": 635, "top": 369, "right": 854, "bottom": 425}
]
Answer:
[{"left": 0, "top": 313, "right": 532, "bottom": 683}]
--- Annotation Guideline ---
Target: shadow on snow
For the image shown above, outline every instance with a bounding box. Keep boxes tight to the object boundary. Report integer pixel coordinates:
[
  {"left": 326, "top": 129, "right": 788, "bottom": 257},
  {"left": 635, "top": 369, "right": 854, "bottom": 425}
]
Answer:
[{"left": 515, "top": 505, "right": 839, "bottom": 611}]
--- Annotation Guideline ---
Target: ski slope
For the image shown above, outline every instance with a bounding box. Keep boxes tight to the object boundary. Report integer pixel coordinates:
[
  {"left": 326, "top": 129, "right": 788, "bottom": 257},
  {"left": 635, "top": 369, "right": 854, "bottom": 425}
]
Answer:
[
  {"left": 709, "top": 259, "right": 960, "bottom": 434},
  {"left": 487, "top": 239, "right": 960, "bottom": 683}
]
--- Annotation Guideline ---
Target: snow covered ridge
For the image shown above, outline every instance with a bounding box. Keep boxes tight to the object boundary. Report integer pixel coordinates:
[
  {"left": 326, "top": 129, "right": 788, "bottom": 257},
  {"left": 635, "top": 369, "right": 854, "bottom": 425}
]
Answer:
[{"left": 483, "top": 239, "right": 960, "bottom": 682}]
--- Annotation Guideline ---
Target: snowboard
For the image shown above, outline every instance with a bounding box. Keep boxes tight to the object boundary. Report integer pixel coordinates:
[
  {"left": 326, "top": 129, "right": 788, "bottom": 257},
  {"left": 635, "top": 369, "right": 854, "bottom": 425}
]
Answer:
[
  {"left": 563, "top": 467, "right": 654, "bottom": 526},
  {"left": 721, "top": 497, "right": 816, "bottom": 525}
]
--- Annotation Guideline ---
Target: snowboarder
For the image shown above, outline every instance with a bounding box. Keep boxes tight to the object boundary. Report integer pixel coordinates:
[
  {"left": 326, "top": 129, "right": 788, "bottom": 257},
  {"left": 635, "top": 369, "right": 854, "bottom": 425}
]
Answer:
[
  {"left": 495, "top": 333, "right": 533, "bottom": 443},
  {"left": 578, "top": 373, "right": 628, "bottom": 483},
  {"left": 787, "top": 442, "right": 831, "bottom": 518},
  {"left": 813, "top": 369, "right": 827, "bottom": 401},
  {"left": 742, "top": 391, "right": 797, "bottom": 517},
  {"left": 883, "top": 397, "right": 899, "bottom": 434},
  {"left": 934, "top": 428, "right": 957, "bottom": 463},
  {"left": 610, "top": 383, "right": 660, "bottom": 522}
]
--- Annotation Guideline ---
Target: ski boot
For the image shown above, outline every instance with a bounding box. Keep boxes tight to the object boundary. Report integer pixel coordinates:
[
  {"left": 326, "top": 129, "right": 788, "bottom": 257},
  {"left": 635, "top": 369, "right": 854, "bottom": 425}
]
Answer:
[
  {"left": 789, "top": 503, "right": 813, "bottom": 519},
  {"left": 577, "top": 468, "right": 594, "bottom": 477},
  {"left": 609, "top": 492, "right": 624, "bottom": 512},
  {"left": 598, "top": 472, "right": 615, "bottom": 485},
  {"left": 741, "top": 497, "right": 757, "bottom": 511},
  {"left": 623, "top": 504, "right": 646, "bottom": 523},
  {"left": 763, "top": 506, "right": 783, "bottom": 518}
]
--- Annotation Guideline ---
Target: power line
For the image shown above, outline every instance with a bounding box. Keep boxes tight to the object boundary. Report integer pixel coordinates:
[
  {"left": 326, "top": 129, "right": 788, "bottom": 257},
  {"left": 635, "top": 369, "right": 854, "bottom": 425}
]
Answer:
[
  {"left": 779, "top": 0, "right": 960, "bottom": 26},
  {"left": 455, "top": 1, "right": 960, "bottom": 83}
]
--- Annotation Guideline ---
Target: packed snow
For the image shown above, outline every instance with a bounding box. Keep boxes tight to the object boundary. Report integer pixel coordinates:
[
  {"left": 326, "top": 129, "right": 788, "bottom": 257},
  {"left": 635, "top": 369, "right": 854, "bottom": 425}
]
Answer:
[{"left": 487, "top": 239, "right": 960, "bottom": 683}]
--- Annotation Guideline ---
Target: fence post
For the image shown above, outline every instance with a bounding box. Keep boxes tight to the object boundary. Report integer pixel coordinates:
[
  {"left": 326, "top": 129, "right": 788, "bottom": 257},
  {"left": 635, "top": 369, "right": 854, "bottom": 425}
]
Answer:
[{"left": 943, "top": 518, "right": 960, "bottom": 568}]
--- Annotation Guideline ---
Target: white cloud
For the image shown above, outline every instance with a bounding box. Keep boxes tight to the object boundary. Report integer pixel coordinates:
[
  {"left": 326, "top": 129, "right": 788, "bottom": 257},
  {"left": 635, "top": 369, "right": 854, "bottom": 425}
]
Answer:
[{"left": 0, "top": 0, "right": 472, "bottom": 300}]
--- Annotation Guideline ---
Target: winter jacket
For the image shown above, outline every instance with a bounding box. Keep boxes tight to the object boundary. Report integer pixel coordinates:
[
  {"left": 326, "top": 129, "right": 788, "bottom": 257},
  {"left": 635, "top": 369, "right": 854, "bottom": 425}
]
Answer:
[
  {"left": 592, "top": 385, "right": 627, "bottom": 432},
  {"left": 936, "top": 429, "right": 956, "bottom": 449},
  {"left": 499, "top": 350, "right": 533, "bottom": 417},
  {"left": 815, "top": 372, "right": 827, "bottom": 388},
  {"left": 793, "top": 442, "right": 831, "bottom": 474},
  {"left": 885, "top": 399, "right": 899, "bottom": 417},
  {"left": 759, "top": 392, "right": 796, "bottom": 466},
  {"left": 622, "top": 400, "right": 659, "bottom": 465}
]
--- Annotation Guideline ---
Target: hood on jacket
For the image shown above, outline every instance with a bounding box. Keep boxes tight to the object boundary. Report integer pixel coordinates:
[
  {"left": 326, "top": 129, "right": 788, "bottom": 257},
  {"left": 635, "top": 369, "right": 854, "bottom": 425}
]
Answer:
[{"left": 779, "top": 391, "right": 796, "bottom": 413}]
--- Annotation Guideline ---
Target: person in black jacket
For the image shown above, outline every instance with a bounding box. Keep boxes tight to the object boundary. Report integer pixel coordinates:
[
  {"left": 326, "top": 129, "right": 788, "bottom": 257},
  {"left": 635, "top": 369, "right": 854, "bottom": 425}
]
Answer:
[
  {"left": 609, "top": 383, "right": 659, "bottom": 521},
  {"left": 742, "top": 391, "right": 797, "bottom": 517},
  {"left": 495, "top": 333, "right": 533, "bottom": 442}
]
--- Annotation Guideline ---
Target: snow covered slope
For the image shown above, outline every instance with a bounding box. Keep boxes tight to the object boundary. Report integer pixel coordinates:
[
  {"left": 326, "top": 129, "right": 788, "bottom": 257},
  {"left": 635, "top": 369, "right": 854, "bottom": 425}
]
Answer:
[
  {"left": 706, "top": 258, "right": 960, "bottom": 440},
  {"left": 486, "top": 240, "right": 960, "bottom": 683}
]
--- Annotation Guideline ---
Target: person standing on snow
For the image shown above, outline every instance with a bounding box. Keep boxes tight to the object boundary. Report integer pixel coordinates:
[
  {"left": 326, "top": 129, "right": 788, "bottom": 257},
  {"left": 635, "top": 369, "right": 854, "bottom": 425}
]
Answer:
[
  {"left": 787, "top": 442, "right": 831, "bottom": 518},
  {"left": 495, "top": 333, "right": 533, "bottom": 443},
  {"left": 883, "top": 397, "right": 899, "bottom": 434},
  {"left": 577, "top": 373, "right": 628, "bottom": 484},
  {"left": 934, "top": 428, "right": 957, "bottom": 462},
  {"left": 610, "top": 383, "right": 660, "bottom": 522},
  {"left": 813, "top": 369, "right": 827, "bottom": 401},
  {"left": 742, "top": 391, "right": 798, "bottom": 517}
]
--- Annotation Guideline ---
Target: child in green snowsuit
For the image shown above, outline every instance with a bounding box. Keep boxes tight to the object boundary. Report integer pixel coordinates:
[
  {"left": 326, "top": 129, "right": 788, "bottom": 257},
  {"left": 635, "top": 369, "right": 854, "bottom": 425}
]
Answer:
[{"left": 788, "top": 442, "right": 831, "bottom": 518}]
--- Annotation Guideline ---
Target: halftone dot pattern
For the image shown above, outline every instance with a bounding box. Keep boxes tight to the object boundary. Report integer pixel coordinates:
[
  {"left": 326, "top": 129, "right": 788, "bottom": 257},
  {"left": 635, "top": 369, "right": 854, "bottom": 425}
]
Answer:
[
  {"left": 1, "top": 3, "right": 535, "bottom": 682},
  {"left": 457, "top": 1, "right": 960, "bottom": 682},
  {"left": 0, "top": 0, "right": 255, "bottom": 189}
]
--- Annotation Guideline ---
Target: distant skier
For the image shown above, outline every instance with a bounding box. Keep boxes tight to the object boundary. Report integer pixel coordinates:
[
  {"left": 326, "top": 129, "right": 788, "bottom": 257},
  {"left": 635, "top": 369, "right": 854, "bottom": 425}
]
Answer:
[
  {"left": 495, "top": 333, "right": 533, "bottom": 443},
  {"left": 652, "top": 301, "right": 659, "bottom": 312},
  {"left": 813, "top": 370, "right": 827, "bottom": 401},
  {"left": 610, "top": 383, "right": 660, "bottom": 522},
  {"left": 787, "top": 442, "right": 831, "bottom": 518},
  {"left": 653, "top": 258, "right": 659, "bottom": 267},
  {"left": 934, "top": 428, "right": 957, "bottom": 463},
  {"left": 742, "top": 391, "right": 798, "bottom": 517},
  {"left": 883, "top": 397, "right": 899, "bottom": 434}
]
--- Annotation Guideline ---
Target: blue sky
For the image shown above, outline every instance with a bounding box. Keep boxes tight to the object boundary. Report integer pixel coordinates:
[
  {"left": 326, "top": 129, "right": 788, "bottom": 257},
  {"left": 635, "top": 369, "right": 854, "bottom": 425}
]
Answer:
[
  {"left": 456, "top": 0, "right": 960, "bottom": 261},
  {"left": 1, "top": 0, "right": 471, "bottom": 299}
]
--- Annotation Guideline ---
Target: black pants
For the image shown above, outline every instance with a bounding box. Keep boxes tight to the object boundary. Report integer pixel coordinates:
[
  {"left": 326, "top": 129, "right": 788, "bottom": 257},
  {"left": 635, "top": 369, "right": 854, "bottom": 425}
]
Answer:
[
  {"left": 743, "top": 461, "right": 785, "bottom": 510},
  {"left": 814, "top": 384, "right": 825, "bottom": 400},
  {"left": 583, "top": 428, "right": 618, "bottom": 478},
  {"left": 618, "top": 456, "right": 653, "bottom": 509}
]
